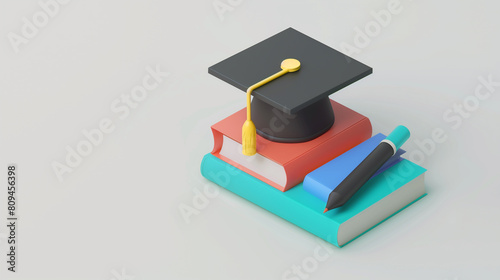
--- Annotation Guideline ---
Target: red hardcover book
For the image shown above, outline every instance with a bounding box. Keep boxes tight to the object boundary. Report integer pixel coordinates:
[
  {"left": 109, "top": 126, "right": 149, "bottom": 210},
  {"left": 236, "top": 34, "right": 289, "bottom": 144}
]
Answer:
[{"left": 210, "top": 99, "right": 372, "bottom": 192}]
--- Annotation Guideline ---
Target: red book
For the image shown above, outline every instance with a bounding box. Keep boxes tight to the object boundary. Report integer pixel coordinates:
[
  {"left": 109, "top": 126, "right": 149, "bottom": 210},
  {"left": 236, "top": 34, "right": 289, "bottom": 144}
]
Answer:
[{"left": 210, "top": 99, "right": 372, "bottom": 192}]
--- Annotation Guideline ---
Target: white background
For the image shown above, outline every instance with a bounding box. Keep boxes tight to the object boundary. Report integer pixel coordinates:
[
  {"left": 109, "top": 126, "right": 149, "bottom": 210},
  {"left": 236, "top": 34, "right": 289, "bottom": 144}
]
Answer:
[{"left": 0, "top": 0, "right": 499, "bottom": 279}]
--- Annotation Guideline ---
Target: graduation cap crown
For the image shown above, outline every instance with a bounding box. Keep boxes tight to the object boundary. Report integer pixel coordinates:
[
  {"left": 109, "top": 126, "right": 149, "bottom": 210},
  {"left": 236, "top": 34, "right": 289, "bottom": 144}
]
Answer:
[{"left": 209, "top": 28, "right": 372, "bottom": 155}]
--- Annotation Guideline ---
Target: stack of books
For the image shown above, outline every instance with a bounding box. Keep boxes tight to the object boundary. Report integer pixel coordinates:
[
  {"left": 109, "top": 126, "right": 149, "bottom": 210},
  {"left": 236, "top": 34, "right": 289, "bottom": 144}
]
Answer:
[
  {"left": 201, "top": 28, "right": 426, "bottom": 247},
  {"left": 201, "top": 102, "right": 426, "bottom": 247}
]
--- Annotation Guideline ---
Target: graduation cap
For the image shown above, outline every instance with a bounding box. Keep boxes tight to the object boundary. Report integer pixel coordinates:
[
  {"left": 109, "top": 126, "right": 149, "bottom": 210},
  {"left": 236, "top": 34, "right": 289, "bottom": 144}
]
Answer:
[{"left": 209, "top": 28, "right": 372, "bottom": 156}]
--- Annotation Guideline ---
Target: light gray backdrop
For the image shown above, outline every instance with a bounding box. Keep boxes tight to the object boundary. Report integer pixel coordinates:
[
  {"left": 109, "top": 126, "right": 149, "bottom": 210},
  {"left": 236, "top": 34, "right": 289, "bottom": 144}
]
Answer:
[{"left": 0, "top": 0, "right": 499, "bottom": 279}]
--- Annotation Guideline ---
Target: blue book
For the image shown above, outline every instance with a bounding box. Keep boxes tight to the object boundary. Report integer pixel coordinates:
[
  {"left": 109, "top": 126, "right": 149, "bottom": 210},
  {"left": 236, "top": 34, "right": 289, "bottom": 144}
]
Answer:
[
  {"left": 201, "top": 153, "right": 426, "bottom": 247},
  {"left": 304, "top": 133, "right": 405, "bottom": 202}
]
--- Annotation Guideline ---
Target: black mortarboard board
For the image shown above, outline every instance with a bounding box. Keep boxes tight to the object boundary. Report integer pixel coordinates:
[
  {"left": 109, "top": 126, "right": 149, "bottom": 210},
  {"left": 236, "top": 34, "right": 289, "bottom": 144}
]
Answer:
[{"left": 209, "top": 28, "right": 372, "bottom": 143}]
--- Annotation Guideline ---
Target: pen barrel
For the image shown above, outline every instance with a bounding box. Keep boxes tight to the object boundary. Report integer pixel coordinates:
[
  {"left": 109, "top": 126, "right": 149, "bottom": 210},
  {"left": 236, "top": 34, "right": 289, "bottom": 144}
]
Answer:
[{"left": 328, "top": 142, "right": 394, "bottom": 208}]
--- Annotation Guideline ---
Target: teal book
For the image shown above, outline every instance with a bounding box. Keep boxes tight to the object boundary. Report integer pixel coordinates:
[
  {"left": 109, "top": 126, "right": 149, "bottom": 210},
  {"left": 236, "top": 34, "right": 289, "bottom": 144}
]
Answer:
[{"left": 201, "top": 153, "right": 426, "bottom": 247}]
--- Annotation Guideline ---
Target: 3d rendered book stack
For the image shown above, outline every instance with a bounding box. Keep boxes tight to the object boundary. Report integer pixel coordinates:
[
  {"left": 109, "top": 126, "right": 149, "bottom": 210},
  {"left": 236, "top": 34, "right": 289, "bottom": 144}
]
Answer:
[{"left": 200, "top": 28, "right": 426, "bottom": 247}]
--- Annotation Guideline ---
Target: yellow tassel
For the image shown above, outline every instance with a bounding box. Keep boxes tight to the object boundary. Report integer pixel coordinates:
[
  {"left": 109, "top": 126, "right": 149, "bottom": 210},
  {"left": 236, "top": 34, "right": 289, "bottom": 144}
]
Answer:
[
  {"left": 241, "top": 58, "right": 301, "bottom": 156},
  {"left": 242, "top": 119, "right": 257, "bottom": 156}
]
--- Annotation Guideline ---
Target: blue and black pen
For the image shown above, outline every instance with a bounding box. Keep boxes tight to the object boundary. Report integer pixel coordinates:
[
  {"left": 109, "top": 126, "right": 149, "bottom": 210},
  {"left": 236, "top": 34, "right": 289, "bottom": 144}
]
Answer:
[{"left": 324, "top": 125, "right": 411, "bottom": 213}]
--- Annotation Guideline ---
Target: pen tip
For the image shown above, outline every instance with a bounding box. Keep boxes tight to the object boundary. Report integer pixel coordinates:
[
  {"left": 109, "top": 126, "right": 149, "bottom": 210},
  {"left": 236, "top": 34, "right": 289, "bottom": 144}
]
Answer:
[{"left": 323, "top": 208, "right": 328, "bottom": 213}]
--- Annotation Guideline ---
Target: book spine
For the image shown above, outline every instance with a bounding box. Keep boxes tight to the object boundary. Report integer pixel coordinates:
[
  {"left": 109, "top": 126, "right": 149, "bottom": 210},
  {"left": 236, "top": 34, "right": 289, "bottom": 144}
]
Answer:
[
  {"left": 210, "top": 127, "right": 224, "bottom": 154},
  {"left": 283, "top": 117, "right": 372, "bottom": 191},
  {"left": 303, "top": 175, "right": 331, "bottom": 203}
]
